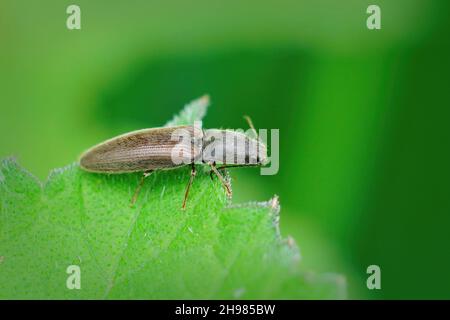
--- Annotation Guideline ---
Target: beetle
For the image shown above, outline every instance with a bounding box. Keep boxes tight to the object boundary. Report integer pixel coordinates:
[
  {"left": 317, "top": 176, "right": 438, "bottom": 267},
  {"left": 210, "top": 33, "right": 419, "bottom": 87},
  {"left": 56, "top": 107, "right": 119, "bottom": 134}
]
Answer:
[{"left": 79, "top": 96, "right": 267, "bottom": 209}]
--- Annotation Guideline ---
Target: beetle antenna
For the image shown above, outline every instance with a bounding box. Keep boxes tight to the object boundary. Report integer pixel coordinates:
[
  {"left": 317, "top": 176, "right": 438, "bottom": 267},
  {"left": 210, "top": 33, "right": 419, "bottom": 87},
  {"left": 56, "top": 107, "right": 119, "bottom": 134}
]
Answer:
[{"left": 243, "top": 115, "right": 258, "bottom": 140}]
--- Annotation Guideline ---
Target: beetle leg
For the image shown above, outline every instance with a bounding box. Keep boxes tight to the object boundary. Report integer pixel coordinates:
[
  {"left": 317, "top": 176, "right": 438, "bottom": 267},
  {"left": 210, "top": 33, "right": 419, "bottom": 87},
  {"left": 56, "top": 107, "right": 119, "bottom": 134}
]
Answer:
[
  {"left": 209, "top": 161, "right": 221, "bottom": 179},
  {"left": 130, "top": 170, "right": 153, "bottom": 207},
  {"left": 182, "top": 164, "right": 197, "bottom": 209},
  {"left": 209, "top": 162, "right": 232, "bottom": 198},
  {"left": 209, "top": 162, "right": 229, "bottom": 179}
]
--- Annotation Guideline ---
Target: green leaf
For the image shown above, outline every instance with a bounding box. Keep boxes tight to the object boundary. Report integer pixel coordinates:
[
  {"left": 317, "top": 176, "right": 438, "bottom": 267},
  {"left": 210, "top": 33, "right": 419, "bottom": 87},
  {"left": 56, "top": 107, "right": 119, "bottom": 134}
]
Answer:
[
  {"left": 164, "top": 95, "right": 210, "bottom": 127},
  {"left": 0, "top": 99, "right": 346, "bottom": 299}
]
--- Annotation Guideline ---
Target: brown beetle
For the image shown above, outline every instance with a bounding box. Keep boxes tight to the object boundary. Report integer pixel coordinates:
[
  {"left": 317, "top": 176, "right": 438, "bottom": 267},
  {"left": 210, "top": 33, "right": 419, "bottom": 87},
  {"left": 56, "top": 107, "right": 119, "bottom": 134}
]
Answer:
[{"left": 79, "top": 96, "right": 267, "bottom": 208}]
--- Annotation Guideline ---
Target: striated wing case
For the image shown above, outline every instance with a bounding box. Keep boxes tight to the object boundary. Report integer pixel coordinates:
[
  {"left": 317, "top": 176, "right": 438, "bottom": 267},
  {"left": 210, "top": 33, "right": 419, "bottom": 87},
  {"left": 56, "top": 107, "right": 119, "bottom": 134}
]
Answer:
[{"left": 79, "top": 126, "right": 201, "bottom": 173}]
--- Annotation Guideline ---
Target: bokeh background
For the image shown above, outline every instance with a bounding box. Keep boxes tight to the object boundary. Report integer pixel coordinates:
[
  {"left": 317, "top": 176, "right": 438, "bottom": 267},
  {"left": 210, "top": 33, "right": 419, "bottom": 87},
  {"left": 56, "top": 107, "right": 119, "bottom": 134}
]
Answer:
[{"left": 1, "top": 0, "right": 449, "bottom": 299}]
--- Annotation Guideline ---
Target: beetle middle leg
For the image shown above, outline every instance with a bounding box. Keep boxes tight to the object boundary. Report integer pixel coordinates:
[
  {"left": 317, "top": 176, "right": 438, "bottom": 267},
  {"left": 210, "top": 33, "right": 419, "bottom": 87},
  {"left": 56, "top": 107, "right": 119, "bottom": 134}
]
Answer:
[
  {"left": 209, "top": 162, "right": 232, "bottom": 198},
  {"left": 182, "top": 163, "right": 197, "bottom": 209},
  {"left": 130, "top": 170, "right": 154, "bottom": 207}
]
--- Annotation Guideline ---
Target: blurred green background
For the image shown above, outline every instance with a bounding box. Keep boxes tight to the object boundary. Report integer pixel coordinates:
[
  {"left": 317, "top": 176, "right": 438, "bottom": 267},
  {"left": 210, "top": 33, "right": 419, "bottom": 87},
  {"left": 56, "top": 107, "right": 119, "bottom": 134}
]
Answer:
[{"left": 1, "top": 0, "right": 449, "bottom": 299}]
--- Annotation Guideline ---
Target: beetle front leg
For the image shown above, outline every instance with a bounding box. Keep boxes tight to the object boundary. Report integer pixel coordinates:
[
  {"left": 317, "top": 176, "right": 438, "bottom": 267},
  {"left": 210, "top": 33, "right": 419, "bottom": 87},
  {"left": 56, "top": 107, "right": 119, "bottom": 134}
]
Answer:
[
  {"left": 182, "top": 164, "right": 197, "bottom": 209},
  {"left": 130, "top": 170, "right": 153, "bottom": 207}
]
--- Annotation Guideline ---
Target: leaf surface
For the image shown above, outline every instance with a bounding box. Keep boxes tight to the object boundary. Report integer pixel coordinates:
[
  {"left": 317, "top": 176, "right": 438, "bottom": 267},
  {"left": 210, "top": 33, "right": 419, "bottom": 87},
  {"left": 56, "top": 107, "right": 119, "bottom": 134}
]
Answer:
[{"left": 0, "top": 98, "right": 345, "bottom": 299}]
